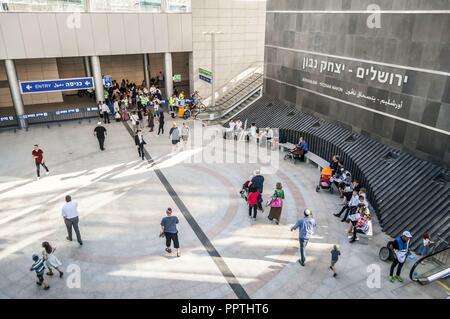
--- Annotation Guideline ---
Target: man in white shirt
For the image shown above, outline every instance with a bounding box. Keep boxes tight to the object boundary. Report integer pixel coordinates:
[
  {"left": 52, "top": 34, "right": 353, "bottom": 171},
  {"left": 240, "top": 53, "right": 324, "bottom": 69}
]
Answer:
[
  {"left": 101, "top": 101, "right": 110, "bottom": 124},
  {"left": 62, "top": 195, "right": 83, "bottom": 246}
]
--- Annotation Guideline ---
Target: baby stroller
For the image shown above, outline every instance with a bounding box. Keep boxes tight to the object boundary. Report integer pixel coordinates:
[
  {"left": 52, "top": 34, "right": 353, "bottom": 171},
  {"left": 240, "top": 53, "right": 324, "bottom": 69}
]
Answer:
[
  {"left": 284, "top": 147, "right": 304, "bottom": 163},
  {"left": 316, "top": 167, "right": 334, "bottom": 193},
  {"left": 240, "top": 180, "right": 250, "bottom": 201}
]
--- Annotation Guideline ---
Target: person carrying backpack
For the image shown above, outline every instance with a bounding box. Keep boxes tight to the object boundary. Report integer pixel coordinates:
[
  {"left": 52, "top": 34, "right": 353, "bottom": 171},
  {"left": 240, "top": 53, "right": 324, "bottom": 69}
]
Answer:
[{"left": 169, "top": 122, "right": 181, "bottom": 153}]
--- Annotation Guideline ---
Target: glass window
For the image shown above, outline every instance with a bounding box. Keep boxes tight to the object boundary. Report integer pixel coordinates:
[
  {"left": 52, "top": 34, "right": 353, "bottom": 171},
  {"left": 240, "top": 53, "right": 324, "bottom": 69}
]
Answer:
[
  {"left": 1, "top": 0, "right": 85, "bottom": 12},
  {"left": 89, "top": 0, "right": 161, "bottom": 12},
  {"left": 166, "top": 0, "right": 190, "bottom": 13}
]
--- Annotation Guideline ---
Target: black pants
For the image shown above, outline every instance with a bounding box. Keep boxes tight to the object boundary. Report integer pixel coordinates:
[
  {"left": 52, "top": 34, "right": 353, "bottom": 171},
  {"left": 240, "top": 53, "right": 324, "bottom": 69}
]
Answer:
[
  {"left": 165, "top": 232, "right": 180, "bottom": 249},
  {"left": 103, "top": 111, "right": 110, "bottom": 123},
  {"left": 35, "top": 162, "right": 49, "bottom": 177},
  {"left": 249, "top": 204, "right": 258, "bottom": 218},
  {"left": 351, "top": 226, "right": 365, "bottom": 241},
  {"left": 339, "top": 206, "right": 357, "bottom": 221},
  {"left": 97, "top": 137, "right": 105, "bottom": 150},
  {"left": 390, "top": 258, "right": 405, "bottom": 276},
  {"left": 64, "top": 217, "right": 82, "bottom": 244},
  {"left": 137, "top": 144, "right": 145, "bottom": 159},
  {"left": 158, "top": 124, "right": 164, "bottom": 135}
]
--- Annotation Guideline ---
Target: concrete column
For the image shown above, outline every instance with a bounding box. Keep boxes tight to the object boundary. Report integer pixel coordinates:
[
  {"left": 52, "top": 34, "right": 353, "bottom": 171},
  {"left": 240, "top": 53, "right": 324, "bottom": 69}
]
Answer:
[
  {"left": 143, "top": 53, "right": 150, "bottom": 89},
  {"left": 4, "top": 59, "right": 27, "bottom": 129},
  {"left": 188, "top": 51, "right": 194, "bottom": 95},
  {"left": 210, "top": 33, "right": 216, "bottom": 107},
  {"left": 164, "top": 52, "right": 173, "bottom": 98},
  {"left": 90, "top": 56, "right": 104, "bottom": 103},
  {"left": 84, "top": 56, "right": 92, "bottom": 77}
]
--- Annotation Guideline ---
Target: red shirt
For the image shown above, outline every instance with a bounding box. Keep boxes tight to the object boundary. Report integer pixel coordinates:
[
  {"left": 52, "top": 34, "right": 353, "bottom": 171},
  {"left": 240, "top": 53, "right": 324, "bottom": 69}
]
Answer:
[
  {"left": 32, "top": 149, "right": 44, "bottom": 163},
  {"left": 248, "top": 192, "right": 260, "bottom": 205}
]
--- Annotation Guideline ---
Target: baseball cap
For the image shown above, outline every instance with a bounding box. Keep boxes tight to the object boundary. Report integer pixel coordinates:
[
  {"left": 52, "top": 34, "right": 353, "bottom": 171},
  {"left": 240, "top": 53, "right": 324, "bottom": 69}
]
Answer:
[
  {"left": 304, "top": 209, "right": 312, "bottom": 216},
  {"left": 402, "top": 231, "right": 412, "bottom": 238}
]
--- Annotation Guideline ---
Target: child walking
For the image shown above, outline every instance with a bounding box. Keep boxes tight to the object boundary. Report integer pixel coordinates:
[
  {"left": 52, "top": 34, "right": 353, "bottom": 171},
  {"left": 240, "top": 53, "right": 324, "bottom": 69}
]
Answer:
[
  {"left": 247, "top": 186, "right": 260, "bottom": 221},
  {"left": 30, "top": 254, "right": 50, "bottom": 290},
  {"left": 329, "top": 245, "right": 341, "bottom": 277}
]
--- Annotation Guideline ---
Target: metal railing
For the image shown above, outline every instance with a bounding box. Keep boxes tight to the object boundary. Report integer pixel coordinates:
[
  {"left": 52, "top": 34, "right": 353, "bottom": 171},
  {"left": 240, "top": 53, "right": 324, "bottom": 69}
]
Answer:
[
  {"left": 410, "top": 246, "right": 450, "bottom": 284},
  {"left": 209, "top": 73, "right": 263, "bottom": 111}
]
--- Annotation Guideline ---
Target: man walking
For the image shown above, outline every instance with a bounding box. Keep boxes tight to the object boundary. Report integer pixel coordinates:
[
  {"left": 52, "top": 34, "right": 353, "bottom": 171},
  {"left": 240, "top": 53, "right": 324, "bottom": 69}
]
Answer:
[
  {"left": 100, "top": 101, "right": 110, "bottom": 124},
  {"left": 291, "top": 209, "right": 317, "bottom": 266},
  {"left": 32, "top": 144, "right": 50, "bottom": 180},
  {"left": 93, "top": 122, "right": 107, "bottom": 151},
  {"left": 61, "top": 195, "right": 83, "bottom": 246},
  {"left": 134, "top": 130, "right": 146, "bottom": 160}
]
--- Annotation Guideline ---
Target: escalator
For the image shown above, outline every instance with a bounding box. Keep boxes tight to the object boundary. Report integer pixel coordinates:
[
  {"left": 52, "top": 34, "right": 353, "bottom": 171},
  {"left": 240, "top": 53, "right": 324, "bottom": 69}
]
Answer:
[{"left": 410, "top": 246, "right": 450, "bottom": 285}]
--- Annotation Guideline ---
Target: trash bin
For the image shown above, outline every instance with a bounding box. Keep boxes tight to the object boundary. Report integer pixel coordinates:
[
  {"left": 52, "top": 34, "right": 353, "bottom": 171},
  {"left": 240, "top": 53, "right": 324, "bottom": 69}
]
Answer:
[{"left": 178, "top": 107, "right": 185, "bottom": 118}]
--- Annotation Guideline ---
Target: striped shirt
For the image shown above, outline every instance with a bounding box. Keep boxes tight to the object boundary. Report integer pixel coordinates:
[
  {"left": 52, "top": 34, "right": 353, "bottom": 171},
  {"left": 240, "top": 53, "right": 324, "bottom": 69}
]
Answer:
[{"left": 30, "top": 258, "right": 45, "bottom": 275}]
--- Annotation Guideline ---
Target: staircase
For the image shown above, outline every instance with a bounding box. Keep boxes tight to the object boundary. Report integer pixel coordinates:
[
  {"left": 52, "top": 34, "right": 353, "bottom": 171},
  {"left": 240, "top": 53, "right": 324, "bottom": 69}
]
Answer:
[{"left": 198, "top": 73, "right": 263, "bottom": 125}]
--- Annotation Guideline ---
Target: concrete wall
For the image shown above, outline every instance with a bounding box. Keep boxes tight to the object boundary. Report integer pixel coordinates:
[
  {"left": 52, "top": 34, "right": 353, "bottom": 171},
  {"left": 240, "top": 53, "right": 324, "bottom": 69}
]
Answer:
[
  {"left": 0, "top": 12, "right": 192, "bottom": 59},
  {"left": 191, "top": 0, "right": 266, "bottom": 102},
  {"left": 264, "top": 0, "right": 450, "bottom": 167},
  {"left": 0, "top": 58, "right": 63, "bottom": 107}
]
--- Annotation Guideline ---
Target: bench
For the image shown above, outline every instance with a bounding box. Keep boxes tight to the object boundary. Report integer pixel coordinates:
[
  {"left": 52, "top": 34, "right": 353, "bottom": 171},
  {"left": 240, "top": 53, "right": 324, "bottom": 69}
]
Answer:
[{"left": 356, "top": 221, "right": 373, "bottom": 245}]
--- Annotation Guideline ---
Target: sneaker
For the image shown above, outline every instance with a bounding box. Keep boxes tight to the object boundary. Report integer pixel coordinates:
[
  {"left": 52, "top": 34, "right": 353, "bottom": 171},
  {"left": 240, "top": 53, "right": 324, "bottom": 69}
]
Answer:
[
  {"left": 388, "top": 276, "right": 395, "bottom": 283},
  {"left": 36, "top": 281, "right": 42, "bottom": 286},
  {"left": 177, "top": 252, "right": 180, "bottom": 257},
  {"left": 78, "top": 241, "right": 83, "bottom": 246},
  {"left": 395, "top": 276, "right": 403, "bottom": 283},
  {"left": 44, "top": 286, "right": 50, "bottom": 290},
  {"left": 59, "top": 272, "right": 64, "bottom": 278},
  {"left": 297, "top": 260, "right": 305, "bottom": 266},
  {"left": 66, "top": 237, "right": 72, "bottom": 242},
  {"left": 333, "top": 214, "right": 340, "bottom": 217},
  {"left": 46, "top": 171, "right": 49, "bottom": 176},
  {"left": 165, "top": 248, "right": 172, "bottom": 254},
  {"left": 46, "top": 272, "right": 53, "bottom": 276},
  {"left": 333, "top": 273, "right": 337, "bottom": 278}
]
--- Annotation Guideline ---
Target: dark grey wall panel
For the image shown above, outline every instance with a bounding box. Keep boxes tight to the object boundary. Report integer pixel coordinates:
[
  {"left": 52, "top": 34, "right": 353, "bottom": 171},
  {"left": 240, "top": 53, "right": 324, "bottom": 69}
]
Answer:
[{"left": 264, "top": 0, "right": 450, "bottom": 167}]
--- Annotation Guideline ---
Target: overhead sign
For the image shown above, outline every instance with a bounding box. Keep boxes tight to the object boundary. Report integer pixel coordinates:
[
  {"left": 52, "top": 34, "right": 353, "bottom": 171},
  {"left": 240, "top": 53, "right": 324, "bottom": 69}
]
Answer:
[
  {"left": 103, "top": 75, "right": 112, "bottom": 87},
  {"left": 199, "top": 74, "right": 212, "bottom": 84},
  {"left": 19, "top": 77, "right": 94, "bottom": 94},
  {"left": 199, "top": 68, "right": 212, "bottom": 77},
  {"left": 173, "top": 74, "right": 181, "bottom": 82}
]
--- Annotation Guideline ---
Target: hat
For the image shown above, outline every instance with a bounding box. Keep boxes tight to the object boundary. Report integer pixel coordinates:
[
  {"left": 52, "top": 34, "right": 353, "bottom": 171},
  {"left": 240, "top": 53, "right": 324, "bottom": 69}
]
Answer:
[
  {"left": 304, "top": 209, "right": 312, "bottom": 216},
  {"left": 254, "top": 169, "right": 261, "bottom": 175},
  {"left": 97, "top": 122, "right": 102, "bottom": 125},
  {"left": 32, "top": 254, "right": 39, "bottom": 262},
  {"left": 402, "top": 231, "right": 412, "bottom": 238}
]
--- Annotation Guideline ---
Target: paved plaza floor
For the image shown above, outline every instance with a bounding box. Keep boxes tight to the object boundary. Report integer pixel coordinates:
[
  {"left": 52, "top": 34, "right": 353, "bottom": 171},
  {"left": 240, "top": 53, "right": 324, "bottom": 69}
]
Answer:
[{"left": 0, "top": 119, "right": 448, "bottom": 299}]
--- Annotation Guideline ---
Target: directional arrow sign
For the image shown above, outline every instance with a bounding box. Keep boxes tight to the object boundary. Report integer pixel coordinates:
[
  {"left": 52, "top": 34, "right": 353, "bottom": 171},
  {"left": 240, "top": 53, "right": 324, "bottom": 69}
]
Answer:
[{"left": 19, "top": 77, "right": 95, "bottom": 94}]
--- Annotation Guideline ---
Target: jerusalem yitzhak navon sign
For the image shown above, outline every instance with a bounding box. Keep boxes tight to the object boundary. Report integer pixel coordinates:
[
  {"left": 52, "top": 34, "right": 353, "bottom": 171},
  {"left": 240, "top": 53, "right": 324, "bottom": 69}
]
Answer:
[{"left": 301, "top": 55, "right": 409, "bottom": 111}]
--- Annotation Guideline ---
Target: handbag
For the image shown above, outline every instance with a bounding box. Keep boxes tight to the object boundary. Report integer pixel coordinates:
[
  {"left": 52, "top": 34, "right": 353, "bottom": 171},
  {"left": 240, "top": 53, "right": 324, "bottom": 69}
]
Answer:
[{"left": 270, "top": 197, "right": 283, "bottom": 208}]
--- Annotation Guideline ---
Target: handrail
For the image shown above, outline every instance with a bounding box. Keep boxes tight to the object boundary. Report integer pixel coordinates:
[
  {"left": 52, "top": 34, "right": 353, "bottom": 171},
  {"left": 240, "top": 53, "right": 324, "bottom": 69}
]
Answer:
[
  {"left": 409, "top": 246, "right": 450, "bottom": 284},
  {"left": 211, "top": 73, "right": 263, "bottom": 110}
]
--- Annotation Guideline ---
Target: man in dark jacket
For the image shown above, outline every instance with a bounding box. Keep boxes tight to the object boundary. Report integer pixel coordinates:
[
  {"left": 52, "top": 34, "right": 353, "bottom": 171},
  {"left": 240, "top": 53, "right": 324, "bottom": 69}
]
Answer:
[{"left": 134, "top": 130, "right": 147, "bottom": 160}]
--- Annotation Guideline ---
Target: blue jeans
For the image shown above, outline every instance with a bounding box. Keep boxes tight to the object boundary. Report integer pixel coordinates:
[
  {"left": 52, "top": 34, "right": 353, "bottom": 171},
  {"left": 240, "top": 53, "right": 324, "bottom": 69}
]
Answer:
[{"left": 299, "top": 238, "right": 309, "bottom": 264}]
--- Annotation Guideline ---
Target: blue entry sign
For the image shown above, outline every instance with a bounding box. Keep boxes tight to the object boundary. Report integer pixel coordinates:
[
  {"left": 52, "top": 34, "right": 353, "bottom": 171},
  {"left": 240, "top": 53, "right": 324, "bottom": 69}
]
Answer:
[
  {"left": 19, "top": 77, "right": 94, "bottom": 94},
  {"left": 103, "top": 75, "right": 112, "bottom": 87}
]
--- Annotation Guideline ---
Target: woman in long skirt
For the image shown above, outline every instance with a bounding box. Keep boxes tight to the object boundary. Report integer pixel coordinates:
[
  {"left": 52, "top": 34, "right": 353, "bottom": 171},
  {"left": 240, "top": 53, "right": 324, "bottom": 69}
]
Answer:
[
  {"left": 268, "top": 182, "right": 285, "bottom": 225},
  {"left": 42, "top": 242, "right": 63, "bottom": 278}
]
